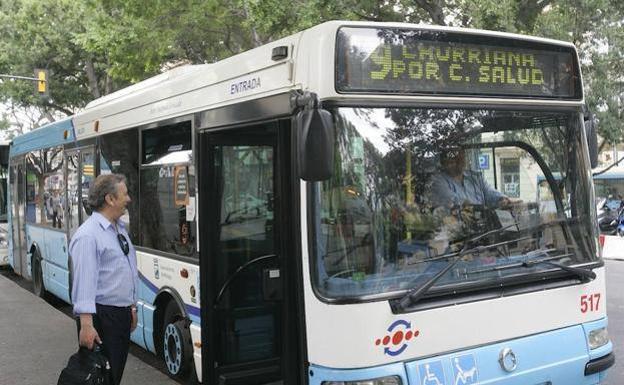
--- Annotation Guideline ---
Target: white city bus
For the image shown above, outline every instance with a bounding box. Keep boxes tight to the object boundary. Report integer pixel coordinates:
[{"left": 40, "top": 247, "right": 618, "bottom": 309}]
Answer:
[{"left": 9, "top": 21, "right": 614, "bottom": 384}]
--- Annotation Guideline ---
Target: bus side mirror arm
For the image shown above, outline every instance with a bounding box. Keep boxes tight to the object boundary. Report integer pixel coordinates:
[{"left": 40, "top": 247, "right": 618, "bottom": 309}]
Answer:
[{"left": 292, "top": 91, "right": 335, "bottom": 181}]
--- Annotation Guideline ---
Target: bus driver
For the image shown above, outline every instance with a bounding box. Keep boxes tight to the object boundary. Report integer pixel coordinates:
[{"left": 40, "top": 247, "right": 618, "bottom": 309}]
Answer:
[{"left": 429, "top": 147, "right": 513, "bottom": 210}]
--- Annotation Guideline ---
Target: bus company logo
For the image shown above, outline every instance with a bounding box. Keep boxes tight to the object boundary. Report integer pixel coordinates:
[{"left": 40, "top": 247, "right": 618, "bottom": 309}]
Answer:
[{"left": 375, "top": 319, "right": 419, "bottom": 356}]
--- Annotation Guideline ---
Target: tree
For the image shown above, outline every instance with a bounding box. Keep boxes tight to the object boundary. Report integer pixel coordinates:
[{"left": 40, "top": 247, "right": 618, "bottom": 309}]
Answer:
[
  {"left": 530, "top": 0, "right": 624, "bottom": 147},
  {"left": 2, "top": 0, "right": 624, "bottom": 146},
  {"left": 0, "top": 0, "right": 97, "bottom": 115}
]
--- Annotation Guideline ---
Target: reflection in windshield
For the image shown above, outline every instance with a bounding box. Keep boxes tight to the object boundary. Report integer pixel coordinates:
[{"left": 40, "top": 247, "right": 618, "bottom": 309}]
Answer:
[{"left": 310, "top": 108, "right": 597, "bottom": 300}]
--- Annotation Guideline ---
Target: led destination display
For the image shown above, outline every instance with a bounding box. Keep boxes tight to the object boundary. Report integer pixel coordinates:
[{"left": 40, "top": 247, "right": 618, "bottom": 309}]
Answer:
[{"left": 336, "top": 28, "right": 581, "bottom": 99}]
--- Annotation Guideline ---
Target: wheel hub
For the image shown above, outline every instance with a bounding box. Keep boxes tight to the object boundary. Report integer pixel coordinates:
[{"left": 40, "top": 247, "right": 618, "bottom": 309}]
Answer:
[{"left": 163, "top": 324, "right": 182, "bottom": 374}]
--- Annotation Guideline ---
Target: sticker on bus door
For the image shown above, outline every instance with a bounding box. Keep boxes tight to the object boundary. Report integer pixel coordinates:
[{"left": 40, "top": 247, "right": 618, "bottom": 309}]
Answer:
[
  {"left": 418, "top": 360, "right": 446, "bottom": 385},
  {"left": 451, "top": 354, "right": 478, "bottom": 385}
]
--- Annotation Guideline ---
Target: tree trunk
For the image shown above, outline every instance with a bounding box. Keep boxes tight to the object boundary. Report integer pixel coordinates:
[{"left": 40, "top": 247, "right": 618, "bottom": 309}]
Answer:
[{"left": 85, "top": 58, "right": 101, "bottom": 99}]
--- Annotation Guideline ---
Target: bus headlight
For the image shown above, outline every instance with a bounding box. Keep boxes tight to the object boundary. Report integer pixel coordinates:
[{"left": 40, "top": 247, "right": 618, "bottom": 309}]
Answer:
[
  {"left": 588, "top": 327, "right": 610, "bottom": 349},
  {"left": 322, "top": 376, "right": 402, "bottom": 385}
]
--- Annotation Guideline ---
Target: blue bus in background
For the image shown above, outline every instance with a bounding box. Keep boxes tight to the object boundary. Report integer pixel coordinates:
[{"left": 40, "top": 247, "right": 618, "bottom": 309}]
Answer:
[{"left": 7, "top": 119, "right": 76, "bottom": 300}]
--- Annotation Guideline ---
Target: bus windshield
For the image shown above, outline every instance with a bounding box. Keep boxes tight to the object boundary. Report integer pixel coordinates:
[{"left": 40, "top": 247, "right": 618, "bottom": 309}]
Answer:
[{"left": 309, "top": 107, "right": 598, "bottom": 301}]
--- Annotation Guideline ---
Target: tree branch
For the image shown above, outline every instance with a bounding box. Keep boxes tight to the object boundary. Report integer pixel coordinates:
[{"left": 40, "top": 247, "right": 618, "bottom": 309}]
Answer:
[
  {"left": 413, "top": 0, "right": 447, "bottom": 25},
  {"left": 42, "top": 101, "right": 73, "bottom": 116}
]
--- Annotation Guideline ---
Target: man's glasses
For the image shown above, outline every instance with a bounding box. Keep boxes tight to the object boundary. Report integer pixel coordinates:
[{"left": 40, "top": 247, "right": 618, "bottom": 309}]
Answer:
[{"left": 117, "top": 234, "right": 129, "bottom": 256}]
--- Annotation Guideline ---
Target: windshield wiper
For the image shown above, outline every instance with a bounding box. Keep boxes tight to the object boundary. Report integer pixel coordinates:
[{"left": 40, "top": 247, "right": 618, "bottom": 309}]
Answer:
[
  {"left": 391, "top": 223, "right": 518, "bottom": 313},
  {"left": 463, "top": 249, "right": 595, "bottom": 283},
  {"left": 521, "top": 255, "right": 596, "bottom": 282}
]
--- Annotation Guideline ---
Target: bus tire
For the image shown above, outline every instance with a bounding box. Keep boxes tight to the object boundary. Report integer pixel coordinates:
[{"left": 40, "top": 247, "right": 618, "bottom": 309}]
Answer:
[
  {"left": 32, "top": 250, "right": 48, "bottom": 299},
  {"left": 161, "top": 301, "right": 192, "bottom": 379}
]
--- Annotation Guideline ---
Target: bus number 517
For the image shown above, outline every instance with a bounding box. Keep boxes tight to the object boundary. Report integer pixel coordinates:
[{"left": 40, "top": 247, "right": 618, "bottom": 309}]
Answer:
[{"left": 580, "top": 293, "right": 601, "bottom": 313}]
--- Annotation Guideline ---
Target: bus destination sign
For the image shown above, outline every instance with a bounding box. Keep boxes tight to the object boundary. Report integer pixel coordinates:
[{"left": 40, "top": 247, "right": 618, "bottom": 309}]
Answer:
[{"left": 336, "top": 27, "right": 581, "bottom": 99}]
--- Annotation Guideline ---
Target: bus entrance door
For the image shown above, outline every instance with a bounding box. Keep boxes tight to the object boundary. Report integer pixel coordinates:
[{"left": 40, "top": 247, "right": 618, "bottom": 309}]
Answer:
[{"left": 203, "top": 125, "right": 288, "bottom": 385}]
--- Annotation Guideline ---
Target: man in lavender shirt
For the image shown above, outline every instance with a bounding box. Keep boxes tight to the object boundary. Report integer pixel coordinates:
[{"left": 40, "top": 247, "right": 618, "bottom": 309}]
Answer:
[{"left": 70, "top": 174, "right": 138, "bottom": 385}]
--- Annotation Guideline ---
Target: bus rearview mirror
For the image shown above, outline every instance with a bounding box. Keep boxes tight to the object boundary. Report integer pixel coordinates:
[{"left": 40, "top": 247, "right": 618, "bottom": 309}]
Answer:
[
  {"left": 585, "top": 115, "right": 598, "bottom": 169},
  {"left": 298, "top": 108, "right": 334, "bottom": 181}
]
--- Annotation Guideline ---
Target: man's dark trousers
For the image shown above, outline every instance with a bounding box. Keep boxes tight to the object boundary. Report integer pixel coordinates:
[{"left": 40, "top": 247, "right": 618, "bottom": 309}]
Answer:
[{"left": 76, "top": 304, "right": 132, "bottom": 385}]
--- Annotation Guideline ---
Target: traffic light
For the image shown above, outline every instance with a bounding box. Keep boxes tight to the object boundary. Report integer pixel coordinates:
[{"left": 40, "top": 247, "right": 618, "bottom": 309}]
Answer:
[{"left": 34, "top": 68, "right": 49, "bottom": 97}]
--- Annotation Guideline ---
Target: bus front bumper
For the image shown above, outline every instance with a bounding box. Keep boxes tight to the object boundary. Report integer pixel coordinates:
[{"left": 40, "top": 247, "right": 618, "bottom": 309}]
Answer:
[{"left": 309, "top": 318, "right": 614, "bottom": 385}]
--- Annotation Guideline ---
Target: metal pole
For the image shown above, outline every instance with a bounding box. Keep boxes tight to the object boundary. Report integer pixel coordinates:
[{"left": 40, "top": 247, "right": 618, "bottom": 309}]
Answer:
[{"left": 0, "top": 74, "right": 43, "bottom": 81}]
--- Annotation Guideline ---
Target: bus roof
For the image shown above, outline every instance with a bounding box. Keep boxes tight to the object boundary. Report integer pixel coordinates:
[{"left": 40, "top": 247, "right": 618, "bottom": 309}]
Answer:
[
  {"left": 9, "top": 118, "right": 75, "bottom": 157},
  {"left": 71, "top": 26, "right": 304, "bottom": 140},
  {"left": 71, "top": 20, "right": 582, "bottom": 140}
]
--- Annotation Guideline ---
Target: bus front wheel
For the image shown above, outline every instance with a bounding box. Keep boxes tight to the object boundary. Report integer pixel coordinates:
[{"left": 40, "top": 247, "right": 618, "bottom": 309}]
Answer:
[{"left": 161, "top": 301, "right": 192, "bottom": 379}]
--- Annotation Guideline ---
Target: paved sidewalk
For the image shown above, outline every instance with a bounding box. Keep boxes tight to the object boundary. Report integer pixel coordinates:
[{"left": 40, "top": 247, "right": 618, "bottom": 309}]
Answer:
[
  {"left": 601, "top": 234, "right": 624, "bottom": 261},
  {"left": 0, "top": 273, "right": 178, "bottom": 385}
]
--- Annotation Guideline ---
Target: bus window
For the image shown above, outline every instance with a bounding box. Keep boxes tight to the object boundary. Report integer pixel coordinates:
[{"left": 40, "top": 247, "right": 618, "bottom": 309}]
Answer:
[
  {"left": 139, "top": 122, "right": 195, "bottom": 257},
  {"left": 66, "top": 152, "right": 80, "bottom": 234},
  {"left": 44, "top": 146, "right": 65, "bottom": 229},
  {"left": 100, "top": 129, "right": 140, "bottom": 243},
  {"left": 311, "top": 108, "right": 596, "bottom": 300},
  {"left": 142, "top": 121, "right": 191, "bottom": 165},
  {"left": 140, "top": 165, "right": 196, "bottom": 256},
  {"left": 24, "top": 147, "right": 65, "bottom": 228},
  {"left": 0, "top": 168, "right": 7, "bottom": 223}
]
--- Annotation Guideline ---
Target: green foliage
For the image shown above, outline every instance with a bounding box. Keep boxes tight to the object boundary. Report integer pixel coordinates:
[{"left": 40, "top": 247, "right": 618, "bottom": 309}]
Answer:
[
  {"left": 0, "top": 0, "right": 93, "bottom": 114},
  {"left": 460, "top": 0, "right": 521, "bottom": 31},
  {"left": 532, "top": 0, "right": 624, "bottom": 144}
]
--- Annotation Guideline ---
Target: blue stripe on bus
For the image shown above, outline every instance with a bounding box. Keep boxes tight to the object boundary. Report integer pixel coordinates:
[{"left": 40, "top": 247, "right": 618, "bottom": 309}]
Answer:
[
  {"left": 186, "top": 304, "right": 200, "bottom": 318},
  {"left": 139, "top": 271, "right": 159, "bottom": 294},
  {"left": 138, "top": 272, "right": 201, "bottom": 319}
]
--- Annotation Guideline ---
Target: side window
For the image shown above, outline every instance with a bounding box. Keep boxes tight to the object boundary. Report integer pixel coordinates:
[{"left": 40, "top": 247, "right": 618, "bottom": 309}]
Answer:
[
  {"left": 25, "top": 147, "right": 64, "bottom": 227},
  {"left": 142, "top": 122, "right": 192, "bottom": 165},
  {"left": 25, "top": 150, "right": 42, "bottom": 224},
  {"left": 139, "top": 122, "right": 196, "bottom": 257},
  {"left": 44, "top": 146, "right": 65, "bottom": 229},
  {"left": 100, "top": 129, "right": 139, "bottom": 243},
  {"left": 9, "top": 164, "right": 15, "bottom": 221},
  {"left": 66, "top": 152, "right": 80, "bottom": 234}
]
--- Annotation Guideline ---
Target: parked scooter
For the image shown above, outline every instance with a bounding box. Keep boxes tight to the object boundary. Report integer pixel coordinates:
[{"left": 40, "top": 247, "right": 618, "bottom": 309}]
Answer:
[
  {"left": 616, "top": 208, "right": 624, "bottom": 236},
  {"left": 602, "top": 205, "right": 624, "bottom": 236},
  {"left": 597, "top": 197, "right": 622, "bottom": 234}
]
